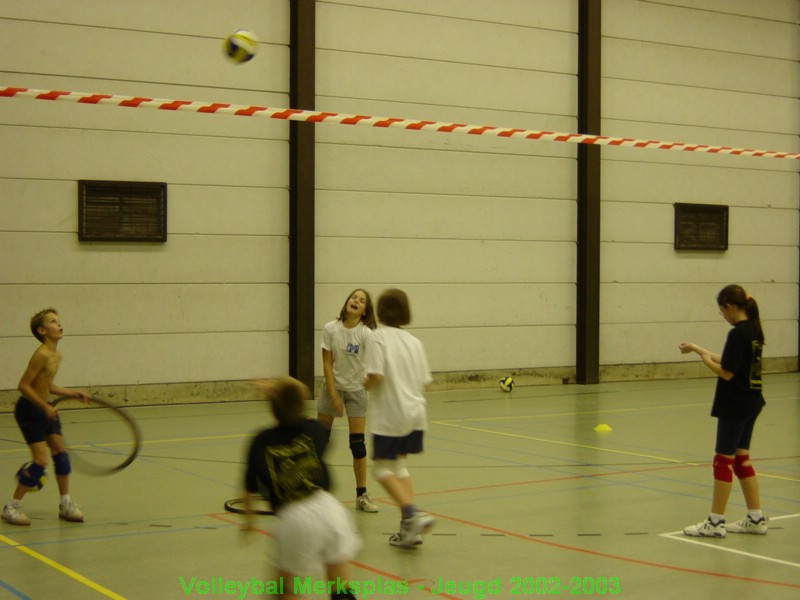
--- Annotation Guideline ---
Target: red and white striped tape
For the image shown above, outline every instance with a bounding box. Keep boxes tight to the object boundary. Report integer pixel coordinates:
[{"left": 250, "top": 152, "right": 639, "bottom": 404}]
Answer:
[{"left": 2, "top": 86, "right": 799, "bottom": 160}]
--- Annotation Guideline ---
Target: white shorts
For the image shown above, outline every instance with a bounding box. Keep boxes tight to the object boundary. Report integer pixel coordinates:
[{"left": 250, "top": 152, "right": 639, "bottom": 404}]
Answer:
[{"left": 274, "top": 490, "right": 362, "bottom": 575}]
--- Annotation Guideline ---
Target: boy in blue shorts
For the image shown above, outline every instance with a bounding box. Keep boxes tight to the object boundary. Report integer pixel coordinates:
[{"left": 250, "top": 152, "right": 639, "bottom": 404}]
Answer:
[{"left": 3, "top": 308, "right": 89, "bottom": 526}]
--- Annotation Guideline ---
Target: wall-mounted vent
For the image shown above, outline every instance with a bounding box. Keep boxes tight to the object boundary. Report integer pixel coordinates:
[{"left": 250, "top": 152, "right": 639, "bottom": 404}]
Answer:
[
  {"left": 674, "top": 203, "right": 728, "bottom": 251},
  {"left": 78, "top": 180, "right": 167, "bottom": 242}
]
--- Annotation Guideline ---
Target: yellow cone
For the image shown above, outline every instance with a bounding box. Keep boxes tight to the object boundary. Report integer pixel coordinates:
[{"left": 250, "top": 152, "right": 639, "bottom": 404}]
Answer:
[{"left": 594, "top": 423, "right": 612, "bottom": 432}]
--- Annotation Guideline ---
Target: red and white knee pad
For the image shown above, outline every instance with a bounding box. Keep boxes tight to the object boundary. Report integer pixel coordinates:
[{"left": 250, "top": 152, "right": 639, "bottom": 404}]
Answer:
[
  {"left": 713, "top": 453, "right": 755, "bottom": 482},
  {"left": 712, "top": 454, "right": 734, "bottom": 482},
  {"left": 733, "top": 454, "right": 756, "bottom": 479}
]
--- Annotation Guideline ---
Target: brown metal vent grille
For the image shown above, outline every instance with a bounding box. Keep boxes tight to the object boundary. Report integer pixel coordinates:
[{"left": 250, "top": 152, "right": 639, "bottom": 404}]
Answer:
[
  {"left": 674, "top": 203, "right": 728, "bottom": 251},
  {"left": 78, "top": 180, "right": 167, "bottom": 242}
]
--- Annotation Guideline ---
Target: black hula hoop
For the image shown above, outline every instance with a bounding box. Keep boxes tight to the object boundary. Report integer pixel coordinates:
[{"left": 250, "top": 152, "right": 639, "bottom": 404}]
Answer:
[
  {"left": 52, "top": 396, "right": 142, "bottom": 474},
  {"left": 224, "top": 496, "right": 274, "bottom": 515}
]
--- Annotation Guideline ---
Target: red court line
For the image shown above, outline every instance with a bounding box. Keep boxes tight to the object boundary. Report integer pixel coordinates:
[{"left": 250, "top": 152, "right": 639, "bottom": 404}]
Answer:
[
  {"left": 404, "top": 461, "right": 700, "bottom": 499},
  {"left": 423, "top": 510, "right": 800, "bottom": 590},
  {"left": 348, "top": 462, "right": 798, "bottom": 590},
  {"left": 396, "top": 456, "right": 799, "bottom": 499}
]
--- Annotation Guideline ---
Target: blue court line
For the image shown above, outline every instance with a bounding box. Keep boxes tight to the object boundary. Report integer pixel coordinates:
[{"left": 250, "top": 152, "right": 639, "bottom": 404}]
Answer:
[{"left": 0, "top": 579, "right": 33, "bottom": 600}]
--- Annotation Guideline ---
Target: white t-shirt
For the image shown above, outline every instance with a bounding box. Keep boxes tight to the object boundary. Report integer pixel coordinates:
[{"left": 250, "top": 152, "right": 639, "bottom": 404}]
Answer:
[
  {"left": 365, "top": 326, "right": 432, "bottom": 436},
  {"left": 321, "top": 319, "right": 373, "bottom": 392}
]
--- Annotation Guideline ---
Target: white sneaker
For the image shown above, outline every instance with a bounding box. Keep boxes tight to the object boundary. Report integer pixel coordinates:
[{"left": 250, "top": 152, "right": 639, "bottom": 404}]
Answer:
[
  {"left": 726, "top": 514, "right": 768, "bottom": 535},
  {"left": 59, "top": 500, "right": 85, "bottom": 522},
  {"left": 684, "top": 517, "right": 725, "bottom": 538},
  {"left": 405, "top": 511, "right": 434, "bottom": 536},
  {"left": 389, "top": 511, "right": 434, "bottom": 547},
  {"left": 2, "top": 503, "right": 31, "bottom": 526},
  {"left": 389, "top": 531, "right": 423, "bottom": 546},
  {"left": 356, "top": 493, "right": 378, "bottom": 513}
]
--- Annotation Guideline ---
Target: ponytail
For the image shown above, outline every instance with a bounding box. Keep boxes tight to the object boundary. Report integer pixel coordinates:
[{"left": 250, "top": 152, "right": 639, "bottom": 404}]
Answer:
[
  {"left": 717, "top": 284, "right": 765, "bottom": 343},
  {"left": 744, "top": 295, "right": 765, "bottom": 344}
]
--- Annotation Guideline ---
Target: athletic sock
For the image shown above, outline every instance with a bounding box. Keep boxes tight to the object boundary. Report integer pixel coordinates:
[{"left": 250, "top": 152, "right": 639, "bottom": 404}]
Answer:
[
  {"left": 356, "top": 487, "right": 366, "bottom": 498},
  {"left": 747, "top": 509, "right": 763, "bottom": 522},
  {"left": 709, "top": 512, "right": 725, "bottom": 524},
  {"left": 7, "top": 499, "right": 21, "bottom": 508},
  {"left": 60, "top": 494, "right": 71, "bottom": 505},
  {"left": 401, "top": 504, "right": 415, "bottom": 520}
]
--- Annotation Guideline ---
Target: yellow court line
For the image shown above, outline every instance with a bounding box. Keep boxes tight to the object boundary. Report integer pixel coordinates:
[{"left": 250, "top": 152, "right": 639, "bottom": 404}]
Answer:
[
  {"left": 433, "top": 422, "right": 800, "bottom": 481},
  {"left": 143, "top": 433, "right": 247, "bottom": 445},
  {"left": 0, "top": 448, "right": 29, "bottom": 456},
  {"left": 436, "top": 400, "right": 709, "bottom": 424},
  {"left": 433, "top": 421, "right": 696, "bottom": 465},
  {"left": 759, "top": 472, "right": 800, "bottom": 483},
  {"left": 0, "top": 433, "right": 247, "bottom": 455},
  {"left": 0, "top": 533, "right": 128, "bottom": 600}
]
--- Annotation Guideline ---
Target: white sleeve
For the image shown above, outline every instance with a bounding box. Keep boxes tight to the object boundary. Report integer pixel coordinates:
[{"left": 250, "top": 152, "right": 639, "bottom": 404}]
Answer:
[
  {"left": 365, "top": 330, "right": 385, "bottom": 376},
  {"left": 419, "top": 341, "right": 433, "bottom": 385},
  {"left": 321, "top": 321, "right": 334, "bottom": 351}
]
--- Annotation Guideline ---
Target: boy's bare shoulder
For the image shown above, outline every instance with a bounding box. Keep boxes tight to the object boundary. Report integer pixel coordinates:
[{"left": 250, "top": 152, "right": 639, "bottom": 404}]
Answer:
[
  {"left": 28, "top": 344, "right": 61, "bottom": 372},
  {"left": 30, "top": 343, "right": 58, "bottom": 360}
]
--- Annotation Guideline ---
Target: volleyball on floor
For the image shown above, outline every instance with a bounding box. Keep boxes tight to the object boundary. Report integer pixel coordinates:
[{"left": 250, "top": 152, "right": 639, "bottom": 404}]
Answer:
[
  {"left": 222, "top": 29, "right": 259, "bottom": 63},
  {"left": 16, "top": 462, "right": 46, "bottom": 492},
  {"left": 499, "top": 376, "right": 515, "bottom": 392}
]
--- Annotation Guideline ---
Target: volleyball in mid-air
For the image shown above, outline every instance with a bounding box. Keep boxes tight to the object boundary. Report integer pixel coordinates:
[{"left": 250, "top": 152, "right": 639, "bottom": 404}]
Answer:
[
  {"left": 499, "top": 376, "right": 515, "bottom": 393},
  {"left": 223, "top": 29, "right": 259, "bottom": 63},
  {"left": 16, "top": 462, "right": 46, "bottom": 492}
]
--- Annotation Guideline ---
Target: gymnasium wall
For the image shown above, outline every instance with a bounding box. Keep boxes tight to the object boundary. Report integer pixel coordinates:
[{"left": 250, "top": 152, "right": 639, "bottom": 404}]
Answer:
[
  {"left": 0, "top": 0, "right": 798, "bottom": 407},
  {"left": 315, "top": 0, "right": 799, "bottom": 384},
  {"left": 314, "top": 0, "right": 579, "bottom": 383},
  {"left": 599, "top": 0, "right": 799, "bottom": 375},
  {"left": 0, "top": 0, "right": 292, "bottom": 401}
]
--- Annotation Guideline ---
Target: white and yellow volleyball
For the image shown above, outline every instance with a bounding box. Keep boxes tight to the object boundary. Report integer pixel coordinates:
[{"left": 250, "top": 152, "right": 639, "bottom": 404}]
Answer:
[{"left": 223, "top": 29, "right": 259, "bottom": 64}]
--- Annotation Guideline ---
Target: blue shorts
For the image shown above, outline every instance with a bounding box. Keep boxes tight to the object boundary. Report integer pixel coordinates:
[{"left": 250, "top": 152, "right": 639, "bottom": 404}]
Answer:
[
  {"left": 15, "top": 397, "right": 62, "bottom": 444},
  {"left": 372, "top": 431, "right": 424, "bottom": 460},
  {"left": 715, "top": 408, "right": 761, "bottom": 455}
]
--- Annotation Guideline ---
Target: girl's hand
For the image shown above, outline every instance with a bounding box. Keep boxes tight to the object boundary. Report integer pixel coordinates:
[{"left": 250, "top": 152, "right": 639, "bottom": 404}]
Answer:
[
  {"left": 678, "top": 343, "right": 695, "bottom": 354},
  {"left": 331, "top": 395, "right": 344, "bottom": 417}
]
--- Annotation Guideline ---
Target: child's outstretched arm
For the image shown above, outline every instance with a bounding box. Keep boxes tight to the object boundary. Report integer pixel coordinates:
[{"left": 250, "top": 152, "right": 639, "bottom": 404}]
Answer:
[
  {"left": 50, "top": 384, "right": 90, "bottom": 402},
  {"left": 240, "top": 491, "right": 255, "bottom": 532}
]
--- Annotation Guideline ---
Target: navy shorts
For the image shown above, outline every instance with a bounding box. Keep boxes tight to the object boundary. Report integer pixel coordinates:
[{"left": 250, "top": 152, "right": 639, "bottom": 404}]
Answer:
[
  {"left": 372, "top": 431, "right": 424, "bottom": 460},
  {"left": 14, "top": 397, "right": 62, "bottom": 444},
  {"left": 715, "top": 408, "right": 761, "bottom": 455}
]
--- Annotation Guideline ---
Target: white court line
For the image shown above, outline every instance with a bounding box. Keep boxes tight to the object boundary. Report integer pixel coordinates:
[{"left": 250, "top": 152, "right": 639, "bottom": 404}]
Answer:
[{"left": 659, "top": 514, "right": 800, "bottom": 569}]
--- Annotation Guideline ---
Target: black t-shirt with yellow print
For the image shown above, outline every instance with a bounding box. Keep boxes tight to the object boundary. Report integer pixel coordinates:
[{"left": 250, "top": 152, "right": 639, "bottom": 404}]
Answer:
[
  {"left": 245, "top": 418, "right": 330, "bottom": 512},
  {"left": 712, "top": 319, "right": 766, "bottom": 420}
]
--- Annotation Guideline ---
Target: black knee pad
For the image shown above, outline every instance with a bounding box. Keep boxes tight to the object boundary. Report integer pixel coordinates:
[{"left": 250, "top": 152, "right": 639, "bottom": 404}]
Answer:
[
  {"left": 53, "top": 452, "right": 71, "bottom": 475},
  {"left": 17, "top": 462, "right": 46, "bottom": 487},
  {"left": 349, "top": 433, "right": 367, "bottom": 459}
]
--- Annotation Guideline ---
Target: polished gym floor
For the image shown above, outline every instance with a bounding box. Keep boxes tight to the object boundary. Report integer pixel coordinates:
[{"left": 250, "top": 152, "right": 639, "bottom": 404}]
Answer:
[{"left": 1, "top": 373, "right": 798, "bottom": 599}]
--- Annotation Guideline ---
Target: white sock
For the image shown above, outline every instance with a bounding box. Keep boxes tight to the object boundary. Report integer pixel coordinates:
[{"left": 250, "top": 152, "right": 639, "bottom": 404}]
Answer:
[
  {"left": 709, "top": 512, "right": 725, "bottom": 524},
  {"left": 747, "top": 509, "right": 763, "bottom": 521},
  {"left": 8, "top": 498, "right": 21, "bottom": 507},
  {"left": 60, "top": 494, "right": 71, "bottom": 505}
]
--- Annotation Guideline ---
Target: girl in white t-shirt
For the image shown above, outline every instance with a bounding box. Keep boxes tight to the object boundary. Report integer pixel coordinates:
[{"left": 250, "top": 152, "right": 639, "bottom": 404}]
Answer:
[
  {"left": 317, "top": 289, "right": 378, "bottom": 513},
  {"left": 365, "top": 289, "right": 435, "bottom": 547}
]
